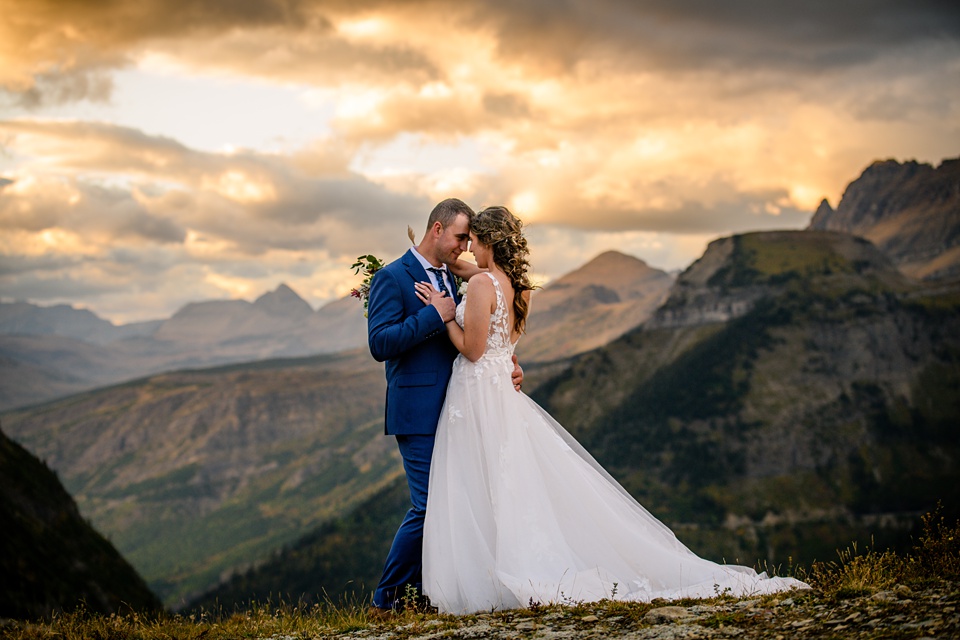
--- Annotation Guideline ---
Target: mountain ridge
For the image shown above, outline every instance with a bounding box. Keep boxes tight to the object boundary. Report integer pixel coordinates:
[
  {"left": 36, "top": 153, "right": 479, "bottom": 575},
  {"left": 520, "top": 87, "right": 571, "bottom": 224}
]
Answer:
[
  {"left": 518, "top": 251, "right": 674, "bottom": 362},
  {"left": 0, "top": 252, "right": 671, "bottom": 410},
  {"left": 809, "top": 156, "right": 960, "bottom": 280}
]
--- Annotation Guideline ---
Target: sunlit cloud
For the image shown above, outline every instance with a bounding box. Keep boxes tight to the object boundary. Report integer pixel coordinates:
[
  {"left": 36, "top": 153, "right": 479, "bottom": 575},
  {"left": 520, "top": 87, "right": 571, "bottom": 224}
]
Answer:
[{"left": 0, "top": 0, "right": 957, "bottom": 321}]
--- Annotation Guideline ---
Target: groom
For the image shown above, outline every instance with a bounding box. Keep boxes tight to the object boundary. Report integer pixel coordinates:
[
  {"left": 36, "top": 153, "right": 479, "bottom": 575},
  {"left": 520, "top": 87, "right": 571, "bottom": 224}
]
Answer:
[{"left": 366, "top": 197, "right": 522, "bottom": 613}]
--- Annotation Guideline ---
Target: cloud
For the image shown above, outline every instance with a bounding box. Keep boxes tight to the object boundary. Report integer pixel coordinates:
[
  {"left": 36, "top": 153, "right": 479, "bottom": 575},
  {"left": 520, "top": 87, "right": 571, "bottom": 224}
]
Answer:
[
  {"left": 6, "top": 1, "right": 956, "bottom": 106},
  {"left": 472, "top": 0, "right": 960, "bottom": 73},
  {"left": 0, "top": 118, "right": 440, "bottom": 317},
  {"left": 0, "top": 119, "right": 429, "bottom": 249},
  {"left": 0, "top": 1, "right": 957, "bottom": 320},
  {"left": 0, "top": 252, "right": 84, "bottom": 277}
]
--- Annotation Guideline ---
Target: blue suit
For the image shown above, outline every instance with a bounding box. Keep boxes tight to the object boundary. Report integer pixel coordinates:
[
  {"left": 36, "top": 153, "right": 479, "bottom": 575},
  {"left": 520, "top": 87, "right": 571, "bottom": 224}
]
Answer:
[{"left": 367, "top": 249, "right": 460, "bottom": 608}]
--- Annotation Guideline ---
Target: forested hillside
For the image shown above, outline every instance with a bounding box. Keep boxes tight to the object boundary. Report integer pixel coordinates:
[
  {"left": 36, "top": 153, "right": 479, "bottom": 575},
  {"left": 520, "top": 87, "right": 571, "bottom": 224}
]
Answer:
[{"left": 0, "top": 427, "right": 161, "bottom": 619}]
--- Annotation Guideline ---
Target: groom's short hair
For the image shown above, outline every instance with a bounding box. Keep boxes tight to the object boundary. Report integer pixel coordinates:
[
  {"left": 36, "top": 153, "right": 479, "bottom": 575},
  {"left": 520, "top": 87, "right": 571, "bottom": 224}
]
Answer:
[{"left": 427, "top": 198, "right": 474, "bottom": 231}]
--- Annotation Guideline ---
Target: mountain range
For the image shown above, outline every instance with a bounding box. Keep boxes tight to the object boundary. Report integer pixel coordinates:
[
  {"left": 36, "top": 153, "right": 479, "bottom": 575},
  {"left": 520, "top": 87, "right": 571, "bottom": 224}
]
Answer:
[
  {"left": 0, "top": 253, "right": 673, "bottom": 412},
  {"left": 0, "top": 287, "right": 368, "bottom": 411},
  {"left": 2, "top": 155, "right": 957, "bottom": 614}
]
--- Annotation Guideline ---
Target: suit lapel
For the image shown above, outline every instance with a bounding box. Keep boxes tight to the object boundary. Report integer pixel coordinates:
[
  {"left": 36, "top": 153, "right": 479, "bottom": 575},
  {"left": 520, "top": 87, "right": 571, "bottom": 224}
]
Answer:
[
  {"left": 403, "top": 249, "right": 460, "bottom": 304},
  {"left": 402, "top": 249, "right": 429, "bottom": 285}
]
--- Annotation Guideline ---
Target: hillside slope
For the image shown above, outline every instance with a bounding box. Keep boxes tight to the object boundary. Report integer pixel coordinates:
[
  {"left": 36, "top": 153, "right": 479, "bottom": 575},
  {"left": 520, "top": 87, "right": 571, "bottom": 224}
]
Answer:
[
  {"left": 518, "top": 251, "right": 673, "bottom": 362},
  {"left": 2, "top": 349, "right": 398, "bottom": 608},
  {"left": 0, "top": 427, "right": 161, "bottom": 619},
  {"left": 187, "top": 477, "right": 409, "bottom": 611},
  {"left": 534, "top": 229, "right": 960, "bottom": 561}
]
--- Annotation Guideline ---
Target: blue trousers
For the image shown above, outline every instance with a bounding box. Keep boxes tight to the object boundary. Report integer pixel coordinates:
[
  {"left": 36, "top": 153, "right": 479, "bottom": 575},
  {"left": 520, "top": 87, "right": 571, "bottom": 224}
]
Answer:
[{"left": 373, "top": 434, "right": 435, "bottom": 609}]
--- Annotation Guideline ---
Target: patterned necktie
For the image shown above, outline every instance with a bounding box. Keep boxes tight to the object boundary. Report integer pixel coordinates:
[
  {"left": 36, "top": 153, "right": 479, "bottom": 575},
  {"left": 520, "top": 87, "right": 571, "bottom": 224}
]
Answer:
[{"left": 426, "top": 267, "right": 450, "bottom": 296}]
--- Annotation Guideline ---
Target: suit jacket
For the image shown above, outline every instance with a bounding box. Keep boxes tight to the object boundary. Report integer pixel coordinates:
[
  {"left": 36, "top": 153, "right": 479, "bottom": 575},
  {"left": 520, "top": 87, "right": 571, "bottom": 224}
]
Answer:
[{"left": 367, "top": 249, "right": 461, "bottom": 435}]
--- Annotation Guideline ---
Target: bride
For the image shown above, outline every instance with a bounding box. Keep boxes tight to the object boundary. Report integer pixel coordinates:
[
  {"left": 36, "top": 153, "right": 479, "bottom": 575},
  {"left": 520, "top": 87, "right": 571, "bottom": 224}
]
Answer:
[{"left": 413, "top": 206, "right": 808, "bottom": 614}]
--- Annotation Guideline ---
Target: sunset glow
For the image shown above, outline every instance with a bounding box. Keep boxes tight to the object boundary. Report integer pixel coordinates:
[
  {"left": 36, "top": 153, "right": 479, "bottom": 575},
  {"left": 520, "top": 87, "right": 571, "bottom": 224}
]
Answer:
[{"left": 0, "top": 1, "right": 957, "bottom": 322}]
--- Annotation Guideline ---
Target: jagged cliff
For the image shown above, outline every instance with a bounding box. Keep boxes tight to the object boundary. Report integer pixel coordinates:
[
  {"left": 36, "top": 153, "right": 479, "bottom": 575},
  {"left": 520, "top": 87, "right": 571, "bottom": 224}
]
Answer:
[{"left": 809, "top": 157, "right": 960, "bottom": 280}]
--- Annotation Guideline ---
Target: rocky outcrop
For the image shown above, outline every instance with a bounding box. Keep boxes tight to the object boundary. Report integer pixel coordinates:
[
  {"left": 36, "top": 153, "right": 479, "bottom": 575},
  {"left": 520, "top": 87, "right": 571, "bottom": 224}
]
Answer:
[
  {"left": 648, "top": 230, "right": 905, "bottom": 329},
  {"left": 809, "top": 157, "right": 960, "bottom": 280}
]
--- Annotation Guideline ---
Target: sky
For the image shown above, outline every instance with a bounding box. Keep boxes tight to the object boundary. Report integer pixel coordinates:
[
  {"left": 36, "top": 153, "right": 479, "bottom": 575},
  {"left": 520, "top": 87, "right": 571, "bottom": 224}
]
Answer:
[{"left": 1, "top": 1, "right": 958, "bottom": 323}]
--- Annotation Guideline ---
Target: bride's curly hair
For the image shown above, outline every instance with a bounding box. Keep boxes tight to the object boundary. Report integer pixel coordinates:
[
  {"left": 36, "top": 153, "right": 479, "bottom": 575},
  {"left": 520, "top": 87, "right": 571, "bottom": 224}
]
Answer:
[{"left": 471, "top": 206, "right": 537, "bottom": 334}]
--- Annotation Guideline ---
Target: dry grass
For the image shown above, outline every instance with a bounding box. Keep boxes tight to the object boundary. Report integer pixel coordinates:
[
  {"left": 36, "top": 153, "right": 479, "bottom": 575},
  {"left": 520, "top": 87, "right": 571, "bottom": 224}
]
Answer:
[
  {"left": 799, "top": 503, "right": 960, "bottom": 600},
  {"left": 5, "top": 505, "right": 958, "bottom": 640}
]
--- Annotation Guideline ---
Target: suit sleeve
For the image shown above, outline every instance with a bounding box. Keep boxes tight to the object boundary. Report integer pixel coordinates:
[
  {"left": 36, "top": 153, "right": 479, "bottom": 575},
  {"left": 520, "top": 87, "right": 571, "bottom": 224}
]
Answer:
[{"left": 367, "top": 267, "right": 446, "bottom": 362}]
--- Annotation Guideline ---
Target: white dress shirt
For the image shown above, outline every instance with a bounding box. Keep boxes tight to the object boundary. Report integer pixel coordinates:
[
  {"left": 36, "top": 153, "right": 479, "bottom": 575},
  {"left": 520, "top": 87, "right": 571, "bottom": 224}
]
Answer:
[
  {"left": 411, "top": 246, "right": 454, "bottom": 322},
  {"left": 411, "top": 246, "right": 454, "bottom": 295}
]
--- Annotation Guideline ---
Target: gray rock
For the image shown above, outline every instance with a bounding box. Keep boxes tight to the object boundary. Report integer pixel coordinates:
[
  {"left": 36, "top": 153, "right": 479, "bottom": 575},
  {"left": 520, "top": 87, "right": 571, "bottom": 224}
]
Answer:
[
  {"left": 644, "top": 606, "right": 694, "bottom": 624},
  {"left": 871, "top": 591, "right": 898, "bottom": 602}
]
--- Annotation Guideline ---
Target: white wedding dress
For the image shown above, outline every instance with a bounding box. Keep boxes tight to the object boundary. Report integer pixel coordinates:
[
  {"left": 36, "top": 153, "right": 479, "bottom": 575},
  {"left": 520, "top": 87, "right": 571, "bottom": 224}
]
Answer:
[{"left": 423, "top": 273, "right": 807, "bottom": 614}]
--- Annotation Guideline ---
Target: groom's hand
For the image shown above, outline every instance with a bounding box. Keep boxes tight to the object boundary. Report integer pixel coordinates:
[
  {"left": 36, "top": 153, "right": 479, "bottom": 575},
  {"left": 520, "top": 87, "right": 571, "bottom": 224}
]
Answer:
[
  {"left": 434, "top": 295, "right": 456, "bottom": 322},
  {"left": 511, "top": 354, "right": 524, "bottom": 392},
  {"left": 415, "top": 281, "right": 456, "bottom": 322}
]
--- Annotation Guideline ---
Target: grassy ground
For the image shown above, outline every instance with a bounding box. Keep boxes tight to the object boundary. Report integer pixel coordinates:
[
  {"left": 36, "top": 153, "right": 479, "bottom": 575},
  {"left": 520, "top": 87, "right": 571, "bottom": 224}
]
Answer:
[{"left": 4, "top": 507, "right": 958, "bottom": 640}]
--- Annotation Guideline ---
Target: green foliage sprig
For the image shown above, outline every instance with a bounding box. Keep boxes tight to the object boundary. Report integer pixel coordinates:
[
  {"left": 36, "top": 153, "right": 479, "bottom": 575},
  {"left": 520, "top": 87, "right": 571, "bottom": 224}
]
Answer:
[{"left": 350, "top": 254, "right": 385, "bottom": 317}]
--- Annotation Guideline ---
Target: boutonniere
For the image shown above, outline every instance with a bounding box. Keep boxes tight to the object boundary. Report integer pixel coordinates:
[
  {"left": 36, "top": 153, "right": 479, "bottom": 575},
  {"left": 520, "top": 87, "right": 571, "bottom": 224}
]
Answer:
[
  {"left": 350, "top": 254, "right": 385, "bottom": 317},
  {"left": 456, "top": 277, "right": 468, "bottom": 297}
]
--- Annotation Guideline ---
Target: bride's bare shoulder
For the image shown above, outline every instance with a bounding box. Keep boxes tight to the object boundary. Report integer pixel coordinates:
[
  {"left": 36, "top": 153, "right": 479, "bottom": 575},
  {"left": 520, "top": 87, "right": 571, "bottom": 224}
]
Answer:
[{"left": 466, "top": 272, "right": 496, "bottom": 294}]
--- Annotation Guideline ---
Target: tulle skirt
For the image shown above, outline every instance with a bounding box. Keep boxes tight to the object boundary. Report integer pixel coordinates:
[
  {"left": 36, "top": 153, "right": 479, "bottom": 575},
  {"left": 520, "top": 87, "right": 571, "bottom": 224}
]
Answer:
[{"left": 422, "top": 352, "right": 808, "bottom": 614}]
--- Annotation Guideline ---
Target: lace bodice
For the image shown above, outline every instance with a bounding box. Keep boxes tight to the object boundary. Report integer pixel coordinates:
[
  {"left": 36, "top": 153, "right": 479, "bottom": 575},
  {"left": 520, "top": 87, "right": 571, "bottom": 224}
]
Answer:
[{"left": 453, "top": 273, "right": 517, "bottom": 380}]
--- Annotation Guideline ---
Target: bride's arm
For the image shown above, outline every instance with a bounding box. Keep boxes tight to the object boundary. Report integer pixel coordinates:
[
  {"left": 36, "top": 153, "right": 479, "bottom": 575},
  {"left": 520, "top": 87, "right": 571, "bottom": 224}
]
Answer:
[
  {"left": 448, "top": 275, "right": 494, "bottom": 361},
  {"left": 449, "top": 258, "right": 484, "bottom": 281},
  {"left": 414, "top": 274, "right": 494, "bottom": 362}
]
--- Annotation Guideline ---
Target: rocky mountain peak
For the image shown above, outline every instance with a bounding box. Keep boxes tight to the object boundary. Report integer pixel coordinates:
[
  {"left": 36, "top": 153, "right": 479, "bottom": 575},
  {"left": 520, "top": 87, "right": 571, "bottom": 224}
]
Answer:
[
  {"left": 808, "top": 156, "right": 960, "bottom": 280},
  {"left": 809, "top": 198, "right": 834, "bottom": 228},
  {"left": 552, "top": 250, "right": 667, "bottom": 290},
  {"left": 253, "top": 284, "right": 313, "bottom": 317},
  {"left": 517, "top": 250, "right": 674, "bottom": 362},
  {"left": 649, "top": 230, "right": 904, "bottom": 329}
]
